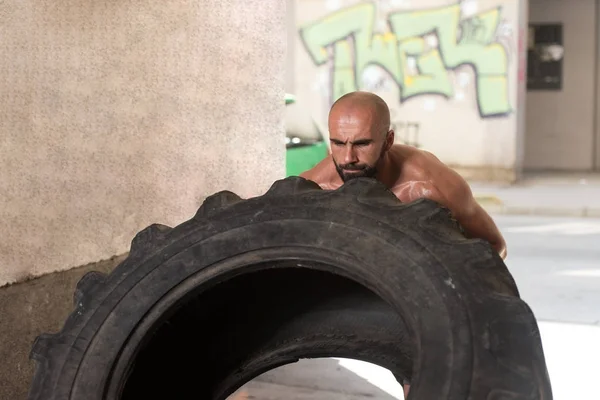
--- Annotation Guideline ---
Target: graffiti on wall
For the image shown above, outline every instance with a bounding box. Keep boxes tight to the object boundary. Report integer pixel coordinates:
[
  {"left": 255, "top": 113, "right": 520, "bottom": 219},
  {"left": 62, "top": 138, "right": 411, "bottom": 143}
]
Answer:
[
  {"left": 393, "top": 121, "right": 421, "bottom": 147},
  {"left": 299, "top": 1, "right": 513, "bottom": 118}
]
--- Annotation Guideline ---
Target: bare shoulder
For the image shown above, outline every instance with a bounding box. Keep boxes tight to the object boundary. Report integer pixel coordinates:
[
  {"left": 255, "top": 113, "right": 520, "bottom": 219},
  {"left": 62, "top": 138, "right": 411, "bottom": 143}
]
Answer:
[
  {"left": 387, "top": 145, "right": 435, "bottom": 178},
  {"left": 403, "top": 147, "right": 462, "bottom": 181},
  {"left": 400, "top": 146, "right": 439, "bottom": 168},
  {"left": 298, "top": 156, "right": 329, "bottom": 181},
  {"left": 397, "top": 146, "right": 474, "bottom": 201},
  {"left": 299, "top": 155, "right": 338, "bottom": 187}
]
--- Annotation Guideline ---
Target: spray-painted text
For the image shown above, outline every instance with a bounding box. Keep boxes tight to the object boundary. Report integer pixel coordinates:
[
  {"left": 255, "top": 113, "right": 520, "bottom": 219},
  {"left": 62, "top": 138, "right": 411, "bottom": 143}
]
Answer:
[{"left": 299, "top": 2, "right": 512, "bottom": 118}]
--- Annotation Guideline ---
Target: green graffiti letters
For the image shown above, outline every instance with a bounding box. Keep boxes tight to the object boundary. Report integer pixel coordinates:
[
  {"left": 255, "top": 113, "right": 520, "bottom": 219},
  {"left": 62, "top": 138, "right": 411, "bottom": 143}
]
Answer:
[
  {"left": 298, "top": 2, "right": 512, "bottom": 118},
  {"left": 300, "top": 4, "right": 402, "bottom": 100}
]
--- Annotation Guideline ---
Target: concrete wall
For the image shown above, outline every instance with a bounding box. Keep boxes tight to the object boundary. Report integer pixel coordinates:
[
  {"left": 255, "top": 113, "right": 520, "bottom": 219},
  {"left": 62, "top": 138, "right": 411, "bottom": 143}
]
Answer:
[
  {"left": 0, "top": 256, "right": 126, "bottom": 399},
  {"left": 286, "top": 0, "right": 297, "bottom": 93},
  {"left": 515, "top": 0, "right": 530, "bottom": 179},
  {"left": 596, "top": 0, "right": 600, "bottom": 169},
  {"left": 0, "top": 0, "right": 286, "bottom": 287},
  {"left": 525, "top": 0, "right": 597, "bottom": 170},
  {"left": 293, "top": 0, "right": 527, "bottom": 181}
]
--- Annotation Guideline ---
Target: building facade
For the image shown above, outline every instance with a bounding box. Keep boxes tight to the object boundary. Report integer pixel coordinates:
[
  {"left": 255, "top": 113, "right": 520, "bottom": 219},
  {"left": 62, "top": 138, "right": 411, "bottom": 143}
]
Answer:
[{"left": 287, "top": 0, "right": 600, "bottom": 180}]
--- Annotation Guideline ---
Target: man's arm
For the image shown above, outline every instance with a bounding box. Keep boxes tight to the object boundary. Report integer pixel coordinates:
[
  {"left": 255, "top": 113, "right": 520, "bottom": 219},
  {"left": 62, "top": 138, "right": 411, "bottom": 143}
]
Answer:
[
  {"left": 298, "top": 156, "right": 337, "bottom": 189},
  {"left": 423, "top": 155, "right": 507, "bottom": 259},
  {"left": 452, "top": 193, "right": 508, "bottom": 259}
]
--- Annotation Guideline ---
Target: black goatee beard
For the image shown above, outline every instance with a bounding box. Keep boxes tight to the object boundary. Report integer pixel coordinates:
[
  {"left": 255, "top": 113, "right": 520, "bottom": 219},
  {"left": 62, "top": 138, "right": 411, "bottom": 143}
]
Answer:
[
  {"left": 334, "top": 161, "right": 378, "bottom": 182},
  {"left": 334, "top": 146, "right": 386, "bottom": 182}
]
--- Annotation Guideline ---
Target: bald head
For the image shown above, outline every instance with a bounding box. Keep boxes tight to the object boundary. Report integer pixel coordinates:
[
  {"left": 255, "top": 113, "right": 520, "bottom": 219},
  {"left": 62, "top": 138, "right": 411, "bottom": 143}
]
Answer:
[
  {"left": 329, "top": 91, "right": 391, "bottom": 137},
  {"left": 327, "top": 91, "right": 395, "bottom": 182}
]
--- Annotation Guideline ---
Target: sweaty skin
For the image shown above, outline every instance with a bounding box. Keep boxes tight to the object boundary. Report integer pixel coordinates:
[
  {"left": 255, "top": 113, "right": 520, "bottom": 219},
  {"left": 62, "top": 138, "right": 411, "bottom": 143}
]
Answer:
[
  {"left": 300, "top": 91, "right": 508, "bottom": 259},
  {"left": 302, "top": 144, "right": 507, "bottom": 258},
  {"left": 301, "top": 91, "right": 507, "bottom": 397}
]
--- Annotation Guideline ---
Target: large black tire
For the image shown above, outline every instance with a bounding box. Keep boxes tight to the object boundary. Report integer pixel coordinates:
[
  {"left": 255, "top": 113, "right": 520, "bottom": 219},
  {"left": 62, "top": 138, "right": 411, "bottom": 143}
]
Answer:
[{"left": 28, "top": 177, "right": 553, "bottom": 400}]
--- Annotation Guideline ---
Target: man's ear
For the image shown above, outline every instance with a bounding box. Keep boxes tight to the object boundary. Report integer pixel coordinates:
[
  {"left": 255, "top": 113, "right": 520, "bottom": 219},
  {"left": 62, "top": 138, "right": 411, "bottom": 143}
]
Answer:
[{"left": 384, "top": 129, "right": 395, "bottom": 150}]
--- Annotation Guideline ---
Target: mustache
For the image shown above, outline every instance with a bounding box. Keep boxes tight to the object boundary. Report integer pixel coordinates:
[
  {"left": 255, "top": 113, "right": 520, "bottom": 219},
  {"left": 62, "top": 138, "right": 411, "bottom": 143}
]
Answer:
[{"left": 338, "top": 164, "right": 368, "bottom": 171}]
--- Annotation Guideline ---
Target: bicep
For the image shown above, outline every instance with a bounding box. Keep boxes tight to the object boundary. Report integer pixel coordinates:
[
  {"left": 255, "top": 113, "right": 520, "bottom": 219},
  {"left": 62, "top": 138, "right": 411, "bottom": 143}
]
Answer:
[
  {"left": 433, "top": 169, "right": 507, "bottom": 256},
  {"left": 414, "top": 152, "right": 475, "bottom": 217},
  {"left": 434, "top": 169, "right": 478, "bottom": 219}
]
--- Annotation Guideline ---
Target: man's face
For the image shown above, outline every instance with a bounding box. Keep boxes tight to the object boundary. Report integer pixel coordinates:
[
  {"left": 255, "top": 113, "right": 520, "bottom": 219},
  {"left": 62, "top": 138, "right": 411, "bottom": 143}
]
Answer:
[{"left": 328, "top": 107, "right": 391, "bottom": 182}]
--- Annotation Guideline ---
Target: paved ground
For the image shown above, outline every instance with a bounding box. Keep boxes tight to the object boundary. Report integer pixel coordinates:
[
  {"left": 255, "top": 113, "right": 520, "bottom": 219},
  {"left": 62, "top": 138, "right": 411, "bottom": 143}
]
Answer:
[
  {"left": 228, "top": 214, "right": 600, "bottom": 400},
  {"left": 470, "top": 172, "right": 600, "bottom": 217},
  {"left": 501, "top": 215, "right": 600, "bottom": 325}
]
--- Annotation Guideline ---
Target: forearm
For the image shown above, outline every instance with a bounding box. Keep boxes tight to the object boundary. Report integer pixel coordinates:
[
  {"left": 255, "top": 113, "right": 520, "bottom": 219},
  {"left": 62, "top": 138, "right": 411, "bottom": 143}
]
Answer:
[
  {"left": 424, "top": 164, "right": 508, "bottom": 259},
  {"left": 457, "top": 204, "right": 507, "bottom": 259}
]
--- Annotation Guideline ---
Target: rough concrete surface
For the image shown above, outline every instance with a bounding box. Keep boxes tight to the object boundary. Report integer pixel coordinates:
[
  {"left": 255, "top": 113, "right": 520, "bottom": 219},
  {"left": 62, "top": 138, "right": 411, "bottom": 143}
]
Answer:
[
  {"left": 471, "top": 172, "right": 600, "bottom": 217},
  {"left": 0, "top": 254, "right": 127, "bottom": 400},
  {"left": 0, "top": 0, "right": 286, "bottom": 286}
]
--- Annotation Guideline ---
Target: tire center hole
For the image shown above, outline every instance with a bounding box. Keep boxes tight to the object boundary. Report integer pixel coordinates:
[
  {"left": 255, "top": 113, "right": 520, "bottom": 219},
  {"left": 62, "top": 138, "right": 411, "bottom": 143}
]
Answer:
[{"left": 121, "top": 268, "right": 414, "bottom": 399}]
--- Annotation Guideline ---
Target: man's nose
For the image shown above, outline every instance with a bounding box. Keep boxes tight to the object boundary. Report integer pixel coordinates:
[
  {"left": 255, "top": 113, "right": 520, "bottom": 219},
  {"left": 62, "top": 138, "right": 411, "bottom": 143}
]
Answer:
[{"left": 343, "top": 145, "right": 358, "bottom": 164}]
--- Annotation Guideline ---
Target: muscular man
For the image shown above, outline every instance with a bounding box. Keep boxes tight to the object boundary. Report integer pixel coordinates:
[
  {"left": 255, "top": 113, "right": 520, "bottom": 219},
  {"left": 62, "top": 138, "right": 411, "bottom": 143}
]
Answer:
[{"left": 300, "top": 91, "right": 507, "bottom": 396}]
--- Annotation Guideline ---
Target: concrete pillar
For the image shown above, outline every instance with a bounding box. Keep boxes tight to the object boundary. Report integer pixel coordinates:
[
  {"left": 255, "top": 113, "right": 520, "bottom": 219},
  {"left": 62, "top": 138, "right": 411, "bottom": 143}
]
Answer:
[
  {"left": 286, "top": 0, "right": 297, "bottom": 93},
  {"left": 515, "top": 0, "right": 530, "bottom": 180},
  {"left": 595, "top": 0, "right": 600, "bottom": 169},
  {"left": 0, "top": 0, "right": 286, "bottom": 287}
]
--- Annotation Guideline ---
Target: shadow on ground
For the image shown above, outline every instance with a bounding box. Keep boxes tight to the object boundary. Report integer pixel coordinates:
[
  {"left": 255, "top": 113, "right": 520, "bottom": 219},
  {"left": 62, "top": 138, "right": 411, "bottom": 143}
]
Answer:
[{"left": 228, "top": 358, "right": 403, "bottom": 400}]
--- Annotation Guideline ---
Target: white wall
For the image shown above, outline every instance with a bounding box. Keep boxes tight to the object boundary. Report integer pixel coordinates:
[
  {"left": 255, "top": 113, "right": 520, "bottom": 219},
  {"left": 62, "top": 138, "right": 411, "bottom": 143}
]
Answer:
[{"left": 294, "top": 0, "right": 525, "bottom": 180}]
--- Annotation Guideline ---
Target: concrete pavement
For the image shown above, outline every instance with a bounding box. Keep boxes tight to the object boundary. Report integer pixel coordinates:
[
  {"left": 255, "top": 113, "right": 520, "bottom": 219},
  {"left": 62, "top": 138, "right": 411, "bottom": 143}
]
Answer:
[
  {"left": 470, "top": 172, "right": 600, "bottom": 218},
  {"left": 500, "top": 214, "right": 600, "bottom": 325}
]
